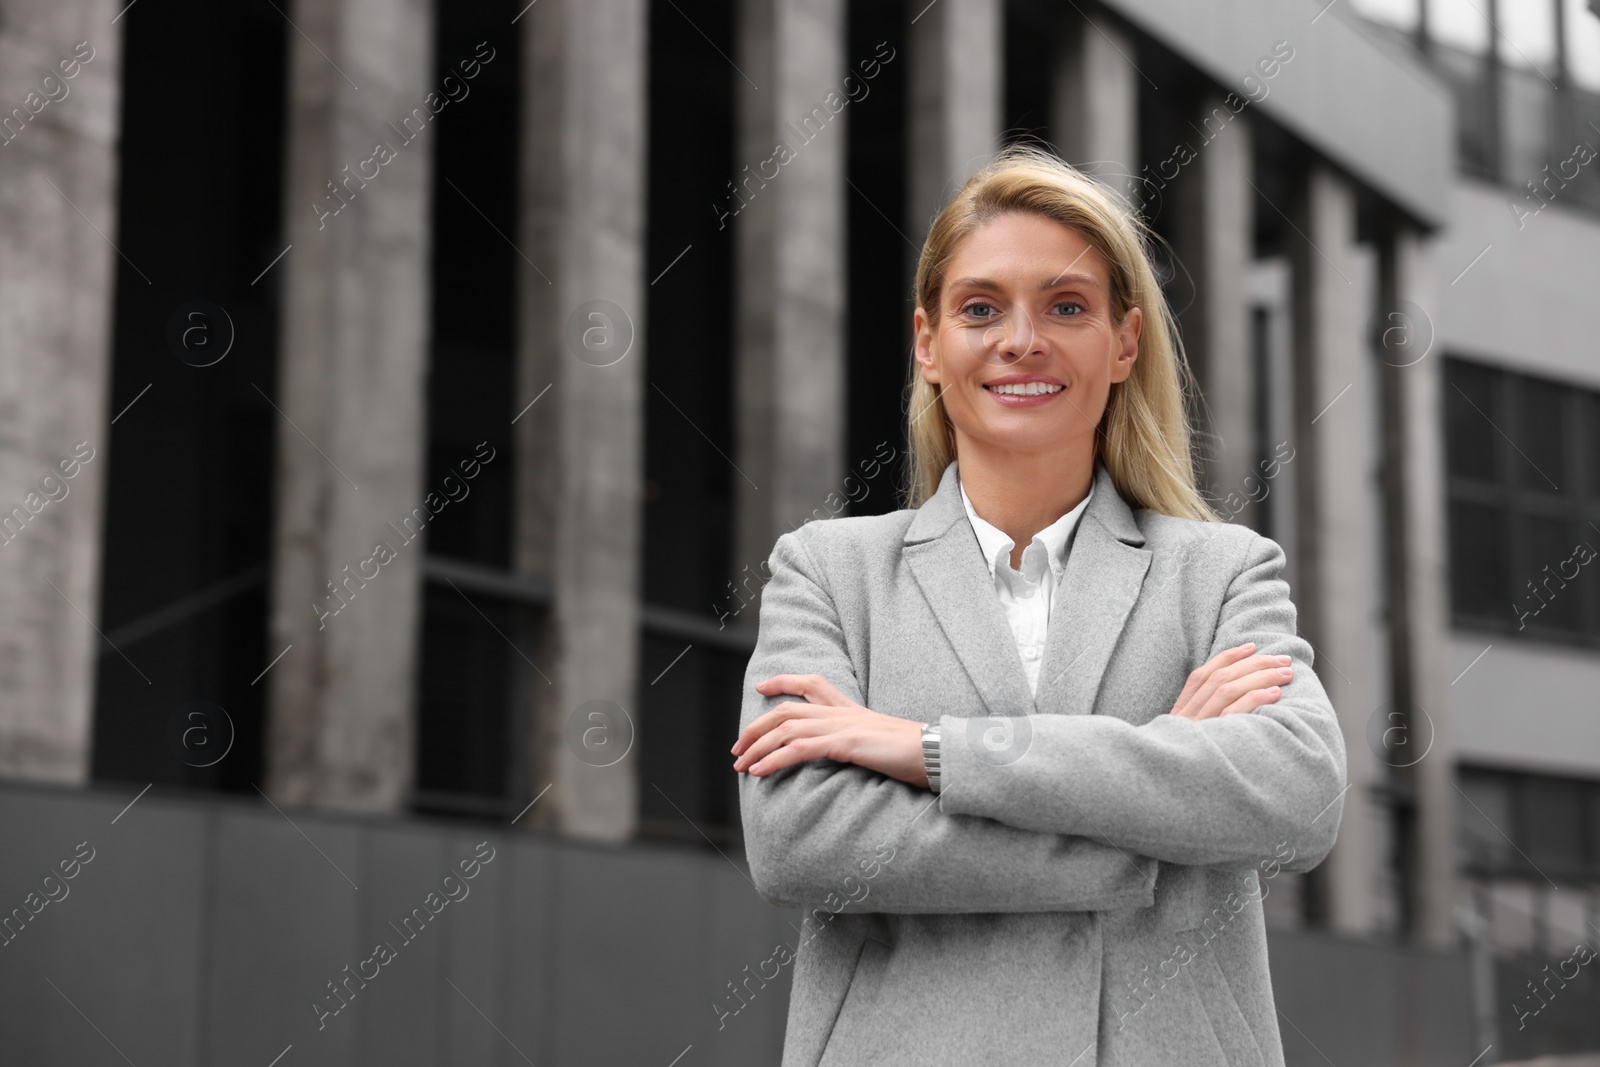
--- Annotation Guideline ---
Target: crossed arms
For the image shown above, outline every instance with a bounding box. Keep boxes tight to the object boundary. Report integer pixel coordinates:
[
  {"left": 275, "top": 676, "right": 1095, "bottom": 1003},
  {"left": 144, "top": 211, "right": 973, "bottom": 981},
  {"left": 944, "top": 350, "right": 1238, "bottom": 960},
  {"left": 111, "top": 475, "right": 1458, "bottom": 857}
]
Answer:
[{"left": 735, "top": 527, "right": 1348, "bottom": 914}]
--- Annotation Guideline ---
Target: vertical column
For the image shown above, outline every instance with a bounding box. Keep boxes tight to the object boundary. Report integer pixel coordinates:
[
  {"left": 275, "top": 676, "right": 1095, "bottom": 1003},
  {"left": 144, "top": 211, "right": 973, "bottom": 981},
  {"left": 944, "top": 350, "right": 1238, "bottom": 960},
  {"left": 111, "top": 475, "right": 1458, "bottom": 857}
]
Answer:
[
  {"left": 514, "top": 0, "right": 647, "bottom": 841},
  {"left": 1289, "top": 164, "right": 1377, "bottom": 935},
  {"left": 263, "top": 0, "right": 434, "bottom": 810},
  {"left": 1050, "top": 4, "right": 1138, "bottom": 199},
  {"left": 732, "top": 0, "right": 847, "bottom": 579},
  {"left": 0, "top": 2, "right": 123, "bottom": 782},
  {"left": 906, "top": 0, "right": 1001, "bottom": 271},
  {"left": 1169, "top": 94, "right": 1255, "bottom": 516},
  {"left": 1382, "top": 227, "right": 1458, "bottom": 946}
]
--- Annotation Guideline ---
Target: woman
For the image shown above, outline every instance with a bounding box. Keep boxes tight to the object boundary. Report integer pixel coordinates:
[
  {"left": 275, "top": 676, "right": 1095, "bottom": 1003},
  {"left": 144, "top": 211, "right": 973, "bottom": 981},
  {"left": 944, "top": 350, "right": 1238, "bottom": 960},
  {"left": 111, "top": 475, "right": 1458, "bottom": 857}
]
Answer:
[{"left": 731, "top": 144, "right": 1347, "bottom": 1067}]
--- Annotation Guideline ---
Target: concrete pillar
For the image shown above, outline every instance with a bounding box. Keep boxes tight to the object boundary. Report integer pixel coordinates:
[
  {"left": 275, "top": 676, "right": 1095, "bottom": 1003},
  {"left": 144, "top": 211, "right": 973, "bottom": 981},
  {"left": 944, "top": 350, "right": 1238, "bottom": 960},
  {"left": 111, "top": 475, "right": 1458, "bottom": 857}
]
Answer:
[
  {"left": 1169, "top": 94, "right": 1255, "bottom": 519},
  {"left": 514, "top": 0, "right": 647, "bottom": 841},
  {"left": 1289, "top": 164, "right": 1377, "bottom": 935},
  {"left": 907, "top": 0, "right": 1001, "bottom": 267},
  {"left": 1380, "top": 227, "right": 1459, "bottom": 946},
  {"left": 0, "top": 4, "right": 123, "bottom": 782},
  {"left": 1050, "top": 4, "right": 1138, "bottom": 201},
  {"left": 262, "top": 0, "right": 434, "bottom": 810},
  {"left": 731, "top": 0, "right": 847, "bottom": 576}
]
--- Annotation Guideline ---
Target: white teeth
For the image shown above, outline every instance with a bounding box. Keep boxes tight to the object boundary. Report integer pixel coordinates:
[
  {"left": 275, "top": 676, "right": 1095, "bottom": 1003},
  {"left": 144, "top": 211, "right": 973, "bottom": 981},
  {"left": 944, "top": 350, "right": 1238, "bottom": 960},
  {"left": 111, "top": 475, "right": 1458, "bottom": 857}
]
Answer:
[{"left": 987, "top": 382, "right": 1064, "bottom": 396}]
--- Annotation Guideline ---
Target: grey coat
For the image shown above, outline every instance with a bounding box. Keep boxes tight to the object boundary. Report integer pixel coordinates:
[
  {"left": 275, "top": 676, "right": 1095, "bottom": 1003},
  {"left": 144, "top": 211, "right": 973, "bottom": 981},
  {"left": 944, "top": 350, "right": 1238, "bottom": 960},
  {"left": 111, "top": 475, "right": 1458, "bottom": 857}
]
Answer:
[{"left": 736, "top": 459, "right": 1348, "bottom": 1066}]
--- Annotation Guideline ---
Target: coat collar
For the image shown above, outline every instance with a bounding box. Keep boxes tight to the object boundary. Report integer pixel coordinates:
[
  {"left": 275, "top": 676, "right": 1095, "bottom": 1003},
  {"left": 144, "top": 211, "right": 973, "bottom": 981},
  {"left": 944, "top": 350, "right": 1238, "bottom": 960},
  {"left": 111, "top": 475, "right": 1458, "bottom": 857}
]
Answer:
[{"left": 904, "top": 458, "right": 1151, "bottom": 718}]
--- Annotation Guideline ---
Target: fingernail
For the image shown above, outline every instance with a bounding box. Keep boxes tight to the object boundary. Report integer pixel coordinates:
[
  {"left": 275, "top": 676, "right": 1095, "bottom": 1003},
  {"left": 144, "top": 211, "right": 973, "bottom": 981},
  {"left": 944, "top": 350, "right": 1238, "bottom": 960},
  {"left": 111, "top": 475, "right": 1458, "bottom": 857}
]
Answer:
[{"left": 1276, "top": 655, "right": 1291, "bottom": 664}]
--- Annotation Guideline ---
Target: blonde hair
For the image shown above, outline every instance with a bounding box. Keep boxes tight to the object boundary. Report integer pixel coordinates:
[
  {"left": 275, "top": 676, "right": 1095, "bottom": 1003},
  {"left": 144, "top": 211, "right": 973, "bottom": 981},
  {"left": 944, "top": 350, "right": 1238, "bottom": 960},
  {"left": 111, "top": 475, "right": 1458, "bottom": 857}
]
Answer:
[{"left": 903, "top": 143, "right": 1217, "bottom": 522}]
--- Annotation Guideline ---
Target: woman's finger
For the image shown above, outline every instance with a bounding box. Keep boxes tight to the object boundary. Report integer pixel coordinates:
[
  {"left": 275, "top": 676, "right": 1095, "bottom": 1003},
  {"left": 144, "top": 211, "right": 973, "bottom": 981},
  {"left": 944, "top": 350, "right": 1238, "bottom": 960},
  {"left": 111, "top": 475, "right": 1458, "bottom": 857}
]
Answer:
[
  {"left": 741, "top": 732, "right": 828, "bottom": 777},
  {"left": 737, "top": 675, "right": 857, "bottom": 756},
  {"left": 733, "top": 697, "right": 847, "bottom": 756},
  {"left": 1217, "top": 685, "right": 1283, "bottom": 717},
  {"left": 1171, "top": 644, "right": 1255, "bottom": 713},
  {"left": 1185, "top": 654, "right": 1289, "bottom": 717},
  {"left": 734, "top": 713, "right": 833, "bottom": 770},
  {"left": 1191, "top": 665, "right": 1293, "bottom": 719}
]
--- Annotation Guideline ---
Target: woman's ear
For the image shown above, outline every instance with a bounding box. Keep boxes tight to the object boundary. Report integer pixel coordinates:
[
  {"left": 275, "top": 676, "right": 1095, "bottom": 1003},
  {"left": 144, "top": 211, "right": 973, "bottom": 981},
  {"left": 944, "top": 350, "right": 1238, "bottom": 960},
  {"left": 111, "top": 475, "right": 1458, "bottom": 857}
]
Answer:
[
  {"left": 1111, "top": 305, "right": 1142, "bottom": 383},
  {"left": 913, "top": 305, "right": 940, "bottom": 385}
]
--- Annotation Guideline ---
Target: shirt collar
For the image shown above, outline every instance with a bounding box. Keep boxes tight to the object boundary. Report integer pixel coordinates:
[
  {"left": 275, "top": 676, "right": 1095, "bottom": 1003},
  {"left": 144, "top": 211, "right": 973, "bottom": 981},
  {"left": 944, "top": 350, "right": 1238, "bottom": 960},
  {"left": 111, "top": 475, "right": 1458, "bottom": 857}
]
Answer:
[{"left": 959, "top": 475, "right": 1095, "bottom": 582}]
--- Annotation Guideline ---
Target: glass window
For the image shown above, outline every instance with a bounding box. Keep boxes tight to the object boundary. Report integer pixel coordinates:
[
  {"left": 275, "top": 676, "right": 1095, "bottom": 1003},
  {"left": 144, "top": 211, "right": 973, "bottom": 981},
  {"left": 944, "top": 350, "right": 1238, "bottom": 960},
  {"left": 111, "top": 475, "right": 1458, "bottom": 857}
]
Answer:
[
  {"left": 1565, "top": 0, "right": 1600, "bottom": 92},
  {"left": 1501, "top": 0, "right": 1558, "bottom": 72},
  {"left": 1451, "top": 499, "right": 1511, "bottom": 620},
  {"left": 1588, "top": 784, "right": 1600, "bottom": 872},
  {"left": 1443, "top": 356, "right": 1600, "bottom": 644},
  {"left": 1514, "top": 375, "right": 1570, "bottom": 495},
  {"left": 1428, "top": 0, "right": 1492, "bottom": 53},
  {"left": 1515, "top": 513, "right": 1583, "bottom": 633},
  {"left": 1522, "top": 776, "right": 1587, "bottom": 877},
  {"left": 1446, "top": 359, "right": 1500, "bottom": 483},
  {"left": 1458, "top": 769, "right": 1516, "bottom": 872},
  {"left": 1587, "top": 392, "right": 1600, "bottom": 498},
  {"left": 1354, "top": 0, "right": 1422, "bottom": 30}
]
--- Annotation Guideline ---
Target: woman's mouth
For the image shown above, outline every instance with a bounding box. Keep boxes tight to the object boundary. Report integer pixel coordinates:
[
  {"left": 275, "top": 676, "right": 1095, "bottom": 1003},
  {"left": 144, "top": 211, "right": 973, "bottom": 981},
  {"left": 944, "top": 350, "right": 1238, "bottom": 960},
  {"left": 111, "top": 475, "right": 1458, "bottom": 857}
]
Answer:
[{"left": 984, "top": 381, "right": 1064, "bottom": 406}]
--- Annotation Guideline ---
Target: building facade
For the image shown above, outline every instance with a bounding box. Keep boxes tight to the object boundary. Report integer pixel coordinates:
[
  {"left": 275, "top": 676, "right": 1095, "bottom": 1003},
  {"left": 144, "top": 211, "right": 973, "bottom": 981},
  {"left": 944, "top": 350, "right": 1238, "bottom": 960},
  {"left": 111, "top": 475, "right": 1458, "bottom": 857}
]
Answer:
[{"left": 0, "top": 0, "right": 1597, "bottom": 1062}]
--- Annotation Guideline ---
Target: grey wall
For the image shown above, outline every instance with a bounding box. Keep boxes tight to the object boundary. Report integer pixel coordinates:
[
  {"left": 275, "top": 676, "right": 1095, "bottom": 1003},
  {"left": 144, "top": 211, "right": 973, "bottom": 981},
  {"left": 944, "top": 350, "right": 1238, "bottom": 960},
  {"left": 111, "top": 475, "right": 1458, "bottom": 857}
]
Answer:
[
  {"left": 0, "top": 780, "right": 791, "bottom": 1066},
  {"left": 0, "top": 779, "right": 1479, "bottom": 1065}
]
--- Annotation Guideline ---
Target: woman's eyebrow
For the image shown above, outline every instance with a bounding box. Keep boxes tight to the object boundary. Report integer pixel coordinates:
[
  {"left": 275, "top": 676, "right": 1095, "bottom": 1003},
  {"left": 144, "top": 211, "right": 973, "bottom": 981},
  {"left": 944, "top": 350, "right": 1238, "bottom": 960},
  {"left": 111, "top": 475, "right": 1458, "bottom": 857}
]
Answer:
[{"left": 949, "top": 273, "right": 1102, "bottom": 291}]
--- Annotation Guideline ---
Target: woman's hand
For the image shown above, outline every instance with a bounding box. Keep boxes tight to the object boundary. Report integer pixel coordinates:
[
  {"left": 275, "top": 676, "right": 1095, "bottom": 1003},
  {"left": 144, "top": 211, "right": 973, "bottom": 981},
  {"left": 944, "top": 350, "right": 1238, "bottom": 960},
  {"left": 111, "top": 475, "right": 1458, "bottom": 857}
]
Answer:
[
  {"left": 1168, "top": 642, "right": 1293, "bottom": 720},
  {"left": 732, "top": 674, "right": 929, "bottom": 788}
]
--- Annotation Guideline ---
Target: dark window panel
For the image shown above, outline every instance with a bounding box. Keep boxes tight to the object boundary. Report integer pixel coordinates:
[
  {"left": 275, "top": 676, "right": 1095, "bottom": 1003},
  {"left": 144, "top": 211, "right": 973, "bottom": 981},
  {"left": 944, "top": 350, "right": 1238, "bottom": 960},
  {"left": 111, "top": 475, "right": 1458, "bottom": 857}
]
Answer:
[
  {"left": 1588, "top": 785, "right": 1600, "bottom": 875},
  {"left": 1457, "top": 768, "right": 1516, "bottom": 874},
  {"left": 1586, "top": 392, "right": 1600, "bottom": 499},
  {"left": 1444, "top": 355, "right": 1600, "bottom": 644},
  {"left": 413, "top": 0, "right": 523, "bottom": 815},
  {"left": 1512, "top": 375, "right": 1569, "bottom": 496},
  {"left": 1520, "top": 776, "right": 1587, "bottom": 879},
  {"left": 413, "top": 584, "right": 518, "bottom": 804},
  {"left": 1449, "top": 498, "right": 1510, "bottom": 623},
  {"left": 1445, "top": 358, "right": 1501, "bottom": 484},
  {"left": 92, "top": 0, "right": 288, "bottom": 794},
  {"left": 641, "top": 0, "right": 735, "bottom": 611},
  {"left": 1513, "top": 513, "right": 1585, "bottom": 635},
  {"left": 636, "top": 634, "right": 744, "bottom": 839}
]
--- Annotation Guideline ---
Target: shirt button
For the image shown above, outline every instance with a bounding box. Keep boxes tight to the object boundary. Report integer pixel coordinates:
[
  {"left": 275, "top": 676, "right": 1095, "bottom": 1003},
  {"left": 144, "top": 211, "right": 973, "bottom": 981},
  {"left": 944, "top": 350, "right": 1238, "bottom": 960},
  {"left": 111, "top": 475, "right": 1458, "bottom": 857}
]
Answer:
[{"left": 1022, "top": 646, "right": 1040, "bottom": 660}]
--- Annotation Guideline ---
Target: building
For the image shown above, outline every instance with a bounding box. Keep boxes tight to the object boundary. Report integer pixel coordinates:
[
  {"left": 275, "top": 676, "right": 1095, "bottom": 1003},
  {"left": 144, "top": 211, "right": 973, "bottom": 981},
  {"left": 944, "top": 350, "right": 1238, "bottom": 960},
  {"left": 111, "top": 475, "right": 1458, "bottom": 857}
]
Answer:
[{"left": 0, "top": 0, "right": 1595, "bottom": 1062}]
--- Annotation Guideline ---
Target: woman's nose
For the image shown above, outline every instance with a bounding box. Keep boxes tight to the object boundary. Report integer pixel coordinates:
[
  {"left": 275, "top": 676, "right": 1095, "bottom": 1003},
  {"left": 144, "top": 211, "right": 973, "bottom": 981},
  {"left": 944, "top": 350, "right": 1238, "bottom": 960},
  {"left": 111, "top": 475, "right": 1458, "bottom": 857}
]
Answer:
[{"left": 989, "top": 308, "right": 1040, "bottom": 365}]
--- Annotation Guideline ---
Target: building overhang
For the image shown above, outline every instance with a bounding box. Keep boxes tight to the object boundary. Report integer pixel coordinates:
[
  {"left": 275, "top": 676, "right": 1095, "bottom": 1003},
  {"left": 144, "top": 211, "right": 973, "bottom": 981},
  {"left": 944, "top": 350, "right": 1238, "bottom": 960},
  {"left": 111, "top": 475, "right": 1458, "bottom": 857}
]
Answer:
[{"left": 1104, "top": 0, "right": 1454, "bottom": 229}]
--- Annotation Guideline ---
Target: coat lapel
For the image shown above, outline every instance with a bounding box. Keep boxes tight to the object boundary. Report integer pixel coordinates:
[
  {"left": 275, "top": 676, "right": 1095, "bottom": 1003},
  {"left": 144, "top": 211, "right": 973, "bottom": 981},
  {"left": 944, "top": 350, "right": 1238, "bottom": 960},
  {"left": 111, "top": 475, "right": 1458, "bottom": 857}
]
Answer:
[
  {"left": 904, "top": 459, "right": 1151, "bottom": 720},
  {"left": 904, "top": 462, "right": 1036, "bottom": 719},
  {"left": 1034, "top": 464, "right": 1152, "bottom": 718}
]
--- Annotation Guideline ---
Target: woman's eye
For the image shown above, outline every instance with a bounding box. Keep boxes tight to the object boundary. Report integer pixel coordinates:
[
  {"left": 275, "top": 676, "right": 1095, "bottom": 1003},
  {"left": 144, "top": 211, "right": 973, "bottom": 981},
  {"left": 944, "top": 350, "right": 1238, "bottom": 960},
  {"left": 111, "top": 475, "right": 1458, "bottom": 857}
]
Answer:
[
  {"left": 962, "top": 301, "right": 996, "bottom": 319},
  {"left": 1055, "top": 301, "right": 1084, "bottom": 316}
]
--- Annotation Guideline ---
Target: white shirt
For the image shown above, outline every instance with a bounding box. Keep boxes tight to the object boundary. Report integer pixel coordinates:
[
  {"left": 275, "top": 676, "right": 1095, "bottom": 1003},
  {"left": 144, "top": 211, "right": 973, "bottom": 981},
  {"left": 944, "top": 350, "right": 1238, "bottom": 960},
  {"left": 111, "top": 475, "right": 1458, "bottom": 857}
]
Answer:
[{"left": 959, "top": 476, "right": 1095, "bottom": 696}]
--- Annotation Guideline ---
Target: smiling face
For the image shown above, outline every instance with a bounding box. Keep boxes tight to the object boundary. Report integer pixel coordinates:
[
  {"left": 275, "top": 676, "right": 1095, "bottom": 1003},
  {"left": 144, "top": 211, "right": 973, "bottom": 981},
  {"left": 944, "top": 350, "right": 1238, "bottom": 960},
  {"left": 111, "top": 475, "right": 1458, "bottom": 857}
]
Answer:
[{"left": 913, "top": 211, "right": 1142, "bottom": 466}]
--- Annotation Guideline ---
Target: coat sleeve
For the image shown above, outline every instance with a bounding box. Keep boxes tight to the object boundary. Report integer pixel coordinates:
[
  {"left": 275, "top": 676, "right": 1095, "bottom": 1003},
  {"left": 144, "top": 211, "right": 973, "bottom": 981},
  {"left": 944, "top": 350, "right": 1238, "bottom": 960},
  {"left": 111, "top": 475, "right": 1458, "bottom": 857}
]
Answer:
[
  {"left": 935, "top": 531, "right": 1348, "bottom": 871},
  {"left": 737, "top": 529, "right": 1160, "bottom": 914}
]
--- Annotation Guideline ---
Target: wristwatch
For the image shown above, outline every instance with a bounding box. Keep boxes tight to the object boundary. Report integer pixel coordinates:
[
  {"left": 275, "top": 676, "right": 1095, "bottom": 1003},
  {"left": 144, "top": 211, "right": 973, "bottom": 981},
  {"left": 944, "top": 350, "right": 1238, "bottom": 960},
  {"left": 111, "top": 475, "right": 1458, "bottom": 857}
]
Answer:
[{"left": 921, "top": 719, "right": 942, "bottom": 794}]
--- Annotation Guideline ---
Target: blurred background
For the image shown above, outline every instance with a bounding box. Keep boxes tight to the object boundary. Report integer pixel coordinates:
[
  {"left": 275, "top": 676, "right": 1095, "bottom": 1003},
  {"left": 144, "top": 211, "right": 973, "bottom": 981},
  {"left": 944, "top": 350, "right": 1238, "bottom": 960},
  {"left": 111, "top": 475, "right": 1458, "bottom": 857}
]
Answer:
[{"left": 0, "top": 0, "right": 1597, "bottom": 1063}]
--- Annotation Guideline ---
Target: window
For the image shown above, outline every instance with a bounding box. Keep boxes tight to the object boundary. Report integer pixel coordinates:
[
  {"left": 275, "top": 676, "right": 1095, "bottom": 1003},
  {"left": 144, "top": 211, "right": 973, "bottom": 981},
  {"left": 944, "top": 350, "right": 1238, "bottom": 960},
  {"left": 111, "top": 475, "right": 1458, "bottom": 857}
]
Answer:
[
  {"left": 1458, "top": 765, "right": 1600, "bottom": 882},
  {"left": 1444, "top": 356, "right": 1600, "bottom": 645},
  {"left": 1352, "top": 0, "right": 1420, "bottom": 31},
  {"left": 1569, "top": 0, "right": 1600, "bottom": 92},
  {"left": 1427, "top": 0, "right": 1491, "bottom": 54},
  {"left": 1356, "top": 0, "right": 1600, "bottom": 209}
]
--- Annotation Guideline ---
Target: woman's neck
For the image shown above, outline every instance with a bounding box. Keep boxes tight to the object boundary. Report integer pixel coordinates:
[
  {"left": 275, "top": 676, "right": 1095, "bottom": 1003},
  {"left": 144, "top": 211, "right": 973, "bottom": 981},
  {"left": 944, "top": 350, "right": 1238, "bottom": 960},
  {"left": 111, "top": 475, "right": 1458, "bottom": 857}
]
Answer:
[{"left": 955, "top": 444, "right": 1095, "bottom": 569}]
